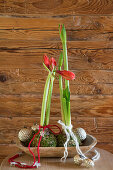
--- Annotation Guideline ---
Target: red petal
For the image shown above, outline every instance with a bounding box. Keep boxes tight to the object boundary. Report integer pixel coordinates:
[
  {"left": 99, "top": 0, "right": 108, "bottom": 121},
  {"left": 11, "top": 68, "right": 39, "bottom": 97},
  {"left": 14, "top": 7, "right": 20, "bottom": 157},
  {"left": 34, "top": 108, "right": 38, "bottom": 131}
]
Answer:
[
  {"left": 56, "top": 70, "right": 75, "bottom": 80},
  {"left": 43, "top": 54, "right": 50, "bottom": 69},
  {"left": 50, "top": 57, "right": 56, "bottom": 70}
]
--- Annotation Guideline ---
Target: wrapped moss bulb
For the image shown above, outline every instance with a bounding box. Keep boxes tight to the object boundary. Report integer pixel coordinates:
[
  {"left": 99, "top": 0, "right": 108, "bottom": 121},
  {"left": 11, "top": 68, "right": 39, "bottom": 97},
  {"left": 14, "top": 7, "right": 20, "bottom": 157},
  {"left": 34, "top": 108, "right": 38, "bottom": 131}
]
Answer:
[
  {"left": 41, "top": 132, "right": 57, "bottom": 147},
  {"left": 31, "top": 128, "right": 57, "bottom": 147},
  {"left": 57, "top": 130, "right": 81, "bottom": 147}
]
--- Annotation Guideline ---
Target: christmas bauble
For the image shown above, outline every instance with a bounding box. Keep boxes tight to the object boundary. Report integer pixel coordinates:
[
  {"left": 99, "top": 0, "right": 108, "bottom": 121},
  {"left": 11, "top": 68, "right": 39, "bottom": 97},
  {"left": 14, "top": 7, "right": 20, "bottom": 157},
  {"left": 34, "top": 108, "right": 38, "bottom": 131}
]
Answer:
[
  {"left": 18, "top": 128, "right": 32, "bottom": 142},
  {"left": 75, "top": 128, "right": 86, "bottom": 141},
  {"left": 74, "top": 154, "right": 83, "bottom": 165},
  {"left": 81, "top": 159, "right": 94, "bottom": 168}
]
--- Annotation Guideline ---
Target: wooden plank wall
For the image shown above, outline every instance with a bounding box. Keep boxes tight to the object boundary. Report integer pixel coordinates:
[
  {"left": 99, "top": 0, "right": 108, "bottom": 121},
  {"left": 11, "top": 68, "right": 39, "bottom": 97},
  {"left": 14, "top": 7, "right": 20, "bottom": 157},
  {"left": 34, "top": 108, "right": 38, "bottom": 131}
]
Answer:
[{"left": 0, "top": 0, "right": 113, "bottom": 163}]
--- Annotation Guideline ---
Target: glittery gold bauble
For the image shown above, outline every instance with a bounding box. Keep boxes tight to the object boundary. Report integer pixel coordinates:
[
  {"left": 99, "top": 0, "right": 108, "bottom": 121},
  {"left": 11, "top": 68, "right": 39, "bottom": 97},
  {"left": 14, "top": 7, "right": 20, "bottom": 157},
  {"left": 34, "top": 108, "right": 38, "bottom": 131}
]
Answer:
[
  {"left": 75, "top": 128, "right": 86, "bottom": 141},
  {"left": 81, "top": 159, "right": 94, "bottom": 168},
  {"left": 74, "top": 155, "right": 83, "bottom": 165},
  {"left": 18, "top": 128, "right": 32, "bottom": 142},
  {"left": 31, "top": 124, "right": 39, "bottom": 131}
]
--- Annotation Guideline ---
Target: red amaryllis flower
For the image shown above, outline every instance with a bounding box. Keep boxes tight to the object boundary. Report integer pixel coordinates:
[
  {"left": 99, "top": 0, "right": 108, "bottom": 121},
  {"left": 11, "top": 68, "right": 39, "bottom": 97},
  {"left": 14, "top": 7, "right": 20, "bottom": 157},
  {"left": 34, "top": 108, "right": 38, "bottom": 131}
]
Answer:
[
  {"left": 56, "top": 70, "right": 75, "bottom": 80},
  {"left": 43, "top": 54, "right": 56, "bottom": 71},
  {"left": 43, "top": 55, "right": 50, "bottom": 69},
  {"left": 50, "top": 57, "right": 56, "bottom": 70}
]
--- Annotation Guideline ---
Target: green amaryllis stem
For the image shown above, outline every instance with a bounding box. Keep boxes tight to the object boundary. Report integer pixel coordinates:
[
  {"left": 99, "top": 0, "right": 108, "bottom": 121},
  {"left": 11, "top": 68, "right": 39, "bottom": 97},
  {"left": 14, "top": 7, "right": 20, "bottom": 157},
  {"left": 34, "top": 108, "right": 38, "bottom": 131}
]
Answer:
[
  {"left": 45, "top": 72, "right": 55, "bottom": 125},
  {"left": 67, "top": 101, "right": 71, "bottom": 126},
  {"left": 59, "top": 75, "right": 65, "bottom": 123},
  {"left": 63, "top": 35, "right": 69, "bottom": 89},
  {"left": 59, "top": 24, "right": 71, "bottom": 126},
  {"left": 62, "top": 98, "right": 67, "bottom": 125},
  {"left": 40, "top": 73, "right": 51, "bottom": 126},
  {"left": 59, "top": 24, "right": 69, "bottom": 89},
  {"left": 63, "top": 37, "right": 71, "bottom": 126},
  {"left": 58, "top": 52, "right": 65, "bottom": 123}
]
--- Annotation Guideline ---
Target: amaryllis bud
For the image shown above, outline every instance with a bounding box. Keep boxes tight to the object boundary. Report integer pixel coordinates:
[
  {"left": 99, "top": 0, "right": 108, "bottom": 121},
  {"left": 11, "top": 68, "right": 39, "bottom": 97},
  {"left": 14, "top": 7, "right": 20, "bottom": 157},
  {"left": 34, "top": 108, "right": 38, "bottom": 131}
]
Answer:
[
  {"left": 43, "top": 54, "right": 50, "bottom": 69},
  {"left": 50, "top": 57, "right": 56, "bottom": 70},
  {"left": 56, "top": 70, "right": 75, "bottom": 80},
  {"left": 59, "top": 24, "right": 66, "bottom": 43}
]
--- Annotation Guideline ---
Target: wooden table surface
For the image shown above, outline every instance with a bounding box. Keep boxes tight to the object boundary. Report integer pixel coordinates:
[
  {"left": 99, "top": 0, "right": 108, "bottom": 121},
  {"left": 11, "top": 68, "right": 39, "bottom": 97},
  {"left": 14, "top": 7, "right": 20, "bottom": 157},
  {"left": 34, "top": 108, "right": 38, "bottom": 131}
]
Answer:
[{"left": 1, "top": 148, "right": 113, "bottom": 170}]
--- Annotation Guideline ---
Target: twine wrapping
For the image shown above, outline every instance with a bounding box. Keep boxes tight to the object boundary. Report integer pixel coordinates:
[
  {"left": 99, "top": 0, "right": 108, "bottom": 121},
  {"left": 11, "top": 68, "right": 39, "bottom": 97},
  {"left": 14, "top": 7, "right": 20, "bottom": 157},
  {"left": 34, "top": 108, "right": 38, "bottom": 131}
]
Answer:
[{"left": 58, "top": 120, "right": 100, "bottom": 162}]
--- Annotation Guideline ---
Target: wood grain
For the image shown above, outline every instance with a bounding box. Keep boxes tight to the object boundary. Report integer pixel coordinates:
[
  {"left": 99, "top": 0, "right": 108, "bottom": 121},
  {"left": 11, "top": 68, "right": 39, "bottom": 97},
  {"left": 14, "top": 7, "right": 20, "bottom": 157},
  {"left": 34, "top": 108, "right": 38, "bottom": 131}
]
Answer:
[
  {"left": 0, "top": 95, "right": 113, "bottom": 117},
  {"left": 5, "top": 0, "right": 26, "bottom": 14},
  {"left": 3, "top": 0, "right": 113, "bottom": 15},
  {"left": 1, "top": 16, "right": 113, "bottom": 31},
  {"left": 1, "top": 81, "right": 113, "bottom": 95},
  {"left": 0, "top": 29, "right": 112, "bottom": 42},
  {"left": 0, "top": 49, "right": 113, "bottom": 70},
  {"left": 1, "top": 68, "right": 113, "bottom": 84},
  {"left": 0, "top": 0, "right": 4, "bottom": 13},
  {"left": 0, "top": 39, "right": 113, "bottom": 50}
]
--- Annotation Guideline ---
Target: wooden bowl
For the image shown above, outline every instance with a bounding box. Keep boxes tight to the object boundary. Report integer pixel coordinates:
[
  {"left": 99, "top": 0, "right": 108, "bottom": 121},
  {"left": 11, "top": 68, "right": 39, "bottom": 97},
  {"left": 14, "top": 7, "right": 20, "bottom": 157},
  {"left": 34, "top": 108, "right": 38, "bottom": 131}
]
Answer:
[{"left": 16, "top": 134, "right": 97, "bottom": 157}]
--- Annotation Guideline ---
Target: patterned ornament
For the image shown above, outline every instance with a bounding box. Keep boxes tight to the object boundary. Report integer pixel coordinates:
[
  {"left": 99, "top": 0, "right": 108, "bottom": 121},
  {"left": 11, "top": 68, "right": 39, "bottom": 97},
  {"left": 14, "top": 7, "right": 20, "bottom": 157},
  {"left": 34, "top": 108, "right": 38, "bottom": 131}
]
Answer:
[
  {"left": 81, "top": 159, "right": 94, "bottom": 168},
  {"left": 74, "top": 155, "right": 83, "bottom": 165},
  {"left": 75, "top": 128, "right": 86, "bottom": 141},
  {"left": 31, "top": 124, "right": 39, "bottom": 131},
  {"left": 18, "top": 128, "right": 32, "bottom": 142},
  {"left": 74, "top": 155, "right": 94, "bottom": 168}
]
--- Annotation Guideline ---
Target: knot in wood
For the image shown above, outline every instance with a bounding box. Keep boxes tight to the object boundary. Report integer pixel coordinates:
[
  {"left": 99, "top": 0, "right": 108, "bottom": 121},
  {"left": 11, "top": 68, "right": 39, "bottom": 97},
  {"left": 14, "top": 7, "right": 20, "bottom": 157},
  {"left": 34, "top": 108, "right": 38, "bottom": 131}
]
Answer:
[{"left": 0, "top": 74, "right": 7, "bottom": 82}]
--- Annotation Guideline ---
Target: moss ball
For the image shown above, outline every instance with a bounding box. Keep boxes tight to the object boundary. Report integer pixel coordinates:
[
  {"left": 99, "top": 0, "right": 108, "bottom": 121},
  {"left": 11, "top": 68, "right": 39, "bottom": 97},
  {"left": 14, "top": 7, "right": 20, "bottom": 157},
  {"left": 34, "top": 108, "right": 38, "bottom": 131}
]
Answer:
[
  {"left": 41, "top": 133, "right": 57, "bottom": 147},
  {"left": 57, "top": 130, "right": 82, "bottom": 147},
  {"left": 31, "top": 128, "right": 57, "bottom": 147}
]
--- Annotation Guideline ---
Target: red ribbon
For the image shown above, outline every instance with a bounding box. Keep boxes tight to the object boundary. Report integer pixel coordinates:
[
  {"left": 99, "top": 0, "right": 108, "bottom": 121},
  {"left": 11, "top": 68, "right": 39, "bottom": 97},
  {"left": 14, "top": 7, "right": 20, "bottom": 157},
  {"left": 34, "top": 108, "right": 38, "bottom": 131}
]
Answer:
[{"left": 8, "top": 125, "right": 61, "bottom": 169}]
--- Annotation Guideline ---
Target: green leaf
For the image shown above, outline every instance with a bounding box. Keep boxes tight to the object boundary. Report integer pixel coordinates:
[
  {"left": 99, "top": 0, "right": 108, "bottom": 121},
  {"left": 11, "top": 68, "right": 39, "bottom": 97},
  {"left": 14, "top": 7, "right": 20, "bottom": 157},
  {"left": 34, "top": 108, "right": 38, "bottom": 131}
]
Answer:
[
  {"left": 67, "top": 101, "right": 71, "bottom": 126},
  {"left": 45, "top": 73, "right": 55, "bottom": 125},
  {"left": 63, "top": 87, "right": 70, "bottom": 102},
  {"left": 40, "top": 73, "right": 51, "bottom": 126},
  {"left": 58, "top": 52, "right": 63, "bottom": 69},
  {"left": 62, "top": 98, "right": 67, "bottom": 124}
]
